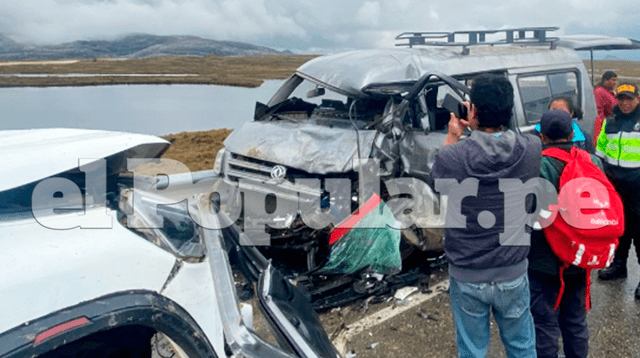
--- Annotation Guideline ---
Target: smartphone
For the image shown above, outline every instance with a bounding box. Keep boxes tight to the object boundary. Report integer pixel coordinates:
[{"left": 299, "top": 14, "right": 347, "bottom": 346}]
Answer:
[{"left": 442, "top": 93, "right": 468, "bottom": 120}]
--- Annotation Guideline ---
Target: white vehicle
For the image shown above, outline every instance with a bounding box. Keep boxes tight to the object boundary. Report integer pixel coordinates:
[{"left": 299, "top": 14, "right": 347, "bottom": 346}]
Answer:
[{"left": 0, "top": 129, "right": 340, "bottom": 358}]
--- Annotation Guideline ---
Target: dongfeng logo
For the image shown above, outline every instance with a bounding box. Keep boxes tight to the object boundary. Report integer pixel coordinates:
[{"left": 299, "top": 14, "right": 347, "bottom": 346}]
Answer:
[{"left": 271, "top": 165, "right": 287, "bottom": 179}]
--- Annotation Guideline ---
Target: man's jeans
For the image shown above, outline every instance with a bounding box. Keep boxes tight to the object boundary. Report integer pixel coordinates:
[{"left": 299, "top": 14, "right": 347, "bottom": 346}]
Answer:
[{"left": 449, "top": 274, "right": 536, "bottom": 358}]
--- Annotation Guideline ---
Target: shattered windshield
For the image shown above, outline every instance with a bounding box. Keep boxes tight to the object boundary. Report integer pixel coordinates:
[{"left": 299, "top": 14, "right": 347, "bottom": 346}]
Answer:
[{"left": 264, "top": 75, "right": 389, "bottom": 125}]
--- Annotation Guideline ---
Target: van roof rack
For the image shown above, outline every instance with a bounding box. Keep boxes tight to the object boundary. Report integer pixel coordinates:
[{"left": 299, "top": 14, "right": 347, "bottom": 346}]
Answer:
[{"left": 396, "top": 27, "right": 559, "bottom": 54}]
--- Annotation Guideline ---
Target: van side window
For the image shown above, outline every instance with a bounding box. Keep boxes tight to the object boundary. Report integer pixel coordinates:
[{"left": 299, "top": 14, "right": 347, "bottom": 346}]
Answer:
[{"left": 518, "top": 71, "right": 579, "bottom": 124}]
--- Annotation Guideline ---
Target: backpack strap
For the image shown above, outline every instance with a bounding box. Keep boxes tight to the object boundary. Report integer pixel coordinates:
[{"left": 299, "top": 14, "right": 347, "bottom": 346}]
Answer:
[
  {"left": 554, "top": 265, "right": 593, "bottom": 312},
  {"left": 541, "top": 147, "right": 572, "bottom": 163},
  {"left": 586, "top": 269, "right": 592, "bottom": 311},
  {"left": 554, "top": 263, "right": 568, "bottom": 310}
]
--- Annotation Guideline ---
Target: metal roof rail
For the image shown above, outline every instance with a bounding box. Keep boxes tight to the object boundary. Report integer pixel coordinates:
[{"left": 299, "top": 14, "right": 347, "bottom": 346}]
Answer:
[{"left": 396, "top": 27, "right": 560, "bottom": 54}]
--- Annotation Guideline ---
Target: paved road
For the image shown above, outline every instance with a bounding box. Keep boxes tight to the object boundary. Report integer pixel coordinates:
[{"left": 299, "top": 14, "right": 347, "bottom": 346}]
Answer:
[
  {"left": 587, "top": 249, "right": 640, "bottom": 357},
  {"left": 331, "top": 249, "right": 640, "bottom": 357}
]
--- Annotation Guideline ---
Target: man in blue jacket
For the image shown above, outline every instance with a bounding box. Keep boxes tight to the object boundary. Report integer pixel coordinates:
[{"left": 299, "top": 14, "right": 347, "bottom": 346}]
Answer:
[{"left": 431, "top": 74, "right": 540, "bottom": 357}]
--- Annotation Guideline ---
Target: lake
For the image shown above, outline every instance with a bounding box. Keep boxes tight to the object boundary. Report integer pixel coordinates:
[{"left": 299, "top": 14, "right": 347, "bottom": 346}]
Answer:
[{"left": 0, "top": 81, "right": 283, "bottom": 135}]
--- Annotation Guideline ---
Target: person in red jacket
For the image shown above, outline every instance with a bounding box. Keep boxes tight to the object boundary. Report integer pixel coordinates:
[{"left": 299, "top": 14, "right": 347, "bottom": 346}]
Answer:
[{"left": 593, "top": 71, "right": 617, "bottom": 142}]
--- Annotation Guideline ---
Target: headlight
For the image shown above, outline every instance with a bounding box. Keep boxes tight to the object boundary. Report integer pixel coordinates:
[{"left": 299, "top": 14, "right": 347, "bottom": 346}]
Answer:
[{"left": 119, "top": 188, "right": 205, "bottom": 261}]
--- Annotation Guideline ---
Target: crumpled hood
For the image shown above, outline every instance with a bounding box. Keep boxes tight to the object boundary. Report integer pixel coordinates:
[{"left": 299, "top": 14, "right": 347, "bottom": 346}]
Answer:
[
  {"left": 224, "top": 121, "right": 377, "bottom": 174},
  {"left": 463, "top": 130, "right": 538, "bottom": 179}
]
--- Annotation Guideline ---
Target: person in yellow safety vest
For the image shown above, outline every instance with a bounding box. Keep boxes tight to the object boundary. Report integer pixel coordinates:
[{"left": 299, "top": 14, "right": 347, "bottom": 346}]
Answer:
[{"left": 595, "top": 82, "right": 640, "bottom": 299}]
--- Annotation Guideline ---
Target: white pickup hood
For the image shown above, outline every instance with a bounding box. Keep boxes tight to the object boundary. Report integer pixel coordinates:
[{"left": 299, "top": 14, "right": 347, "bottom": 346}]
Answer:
[{"left": 0, "top": 128, "right": 169, "bottom": 192}]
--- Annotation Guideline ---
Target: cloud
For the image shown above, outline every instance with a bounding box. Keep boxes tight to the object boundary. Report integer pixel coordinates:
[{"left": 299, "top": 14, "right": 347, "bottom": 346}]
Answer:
[
  {"left": 0, "top": 0, "right": 638, "bottom": 52},
  {"left": 0, "top": 0, "right": 306, "bottom": 44},
  {"left": 356, "top": 2, "right": 381, "bottom": 27}
]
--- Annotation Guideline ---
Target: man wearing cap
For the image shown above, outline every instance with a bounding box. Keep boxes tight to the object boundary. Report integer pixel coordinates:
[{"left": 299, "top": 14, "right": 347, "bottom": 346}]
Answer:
[
  {"left": 593, "top": 71, "right": 618, "bottom": 143},
  {"left": 596, "top": 83, "right": 640, "bottom": 299},
  {"left": 530, "top": 109, "right": 603, "bottom": 358}
]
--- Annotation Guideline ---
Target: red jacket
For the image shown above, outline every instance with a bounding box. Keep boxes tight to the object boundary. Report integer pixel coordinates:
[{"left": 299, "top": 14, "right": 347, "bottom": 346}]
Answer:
[{"left": 593, "top": 85, "right": 617, "bottom": 142}]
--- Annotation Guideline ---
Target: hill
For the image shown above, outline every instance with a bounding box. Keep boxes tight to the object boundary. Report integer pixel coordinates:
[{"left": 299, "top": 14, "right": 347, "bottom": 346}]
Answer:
[{"left": 0, "top": 34, "right": 283, "bottom": 60}]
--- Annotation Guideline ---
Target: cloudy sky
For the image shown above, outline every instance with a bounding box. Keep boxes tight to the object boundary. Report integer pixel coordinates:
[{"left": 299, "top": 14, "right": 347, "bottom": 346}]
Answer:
[{"left": 2, "top": 0, "right": 640, "bottom": 54}]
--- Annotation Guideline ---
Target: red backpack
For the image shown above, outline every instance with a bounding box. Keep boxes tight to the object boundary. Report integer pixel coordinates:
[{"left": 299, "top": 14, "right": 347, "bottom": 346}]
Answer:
[{"left": 540, "top": 147, "right": 624, "bottom": 311}]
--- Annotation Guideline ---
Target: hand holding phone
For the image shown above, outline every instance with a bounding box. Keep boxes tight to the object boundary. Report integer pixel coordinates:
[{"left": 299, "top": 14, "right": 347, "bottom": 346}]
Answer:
[{"left": 442, "top": 93, "right": 468, "bottom": 120}]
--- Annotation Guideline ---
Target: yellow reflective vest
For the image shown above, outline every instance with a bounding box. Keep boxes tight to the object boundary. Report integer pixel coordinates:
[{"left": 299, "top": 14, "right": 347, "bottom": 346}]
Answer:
[
  {"left": 596, "top": 106, "right": 640, "bottom": 201},
  {"left": 596, "top": 107, "right": 640, "bottom": 168}
]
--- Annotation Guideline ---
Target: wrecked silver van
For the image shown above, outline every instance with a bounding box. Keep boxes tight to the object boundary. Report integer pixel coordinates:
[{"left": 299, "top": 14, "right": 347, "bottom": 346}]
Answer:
[{"left": 213, "top": 27, "right": 604, "bottom": 273}]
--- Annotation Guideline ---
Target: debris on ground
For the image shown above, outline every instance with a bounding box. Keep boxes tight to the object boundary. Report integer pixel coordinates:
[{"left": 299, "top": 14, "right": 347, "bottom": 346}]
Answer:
[
  {"left": 394, "top": 286, "right": 419, "bottom": 301},
  {"left": 418, "top": 310, "right": 440, "bottom": 322}
]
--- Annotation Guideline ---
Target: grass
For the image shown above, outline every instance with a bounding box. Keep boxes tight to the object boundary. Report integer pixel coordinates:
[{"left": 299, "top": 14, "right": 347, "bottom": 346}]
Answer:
[
  {"left": 0, "top": 55, "right": 318, "bottom": 87},
  {"left": 588, "top": 60, "right": 640, "bottom": 82}
]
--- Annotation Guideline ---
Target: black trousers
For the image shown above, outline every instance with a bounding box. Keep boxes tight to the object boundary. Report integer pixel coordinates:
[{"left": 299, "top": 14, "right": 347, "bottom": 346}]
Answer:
[
  {"left": 613, "top": 202, "right": 640, "bottom": 265},
  {"left": 529, "top": 269, "right": 588, "bottom": 358}
]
